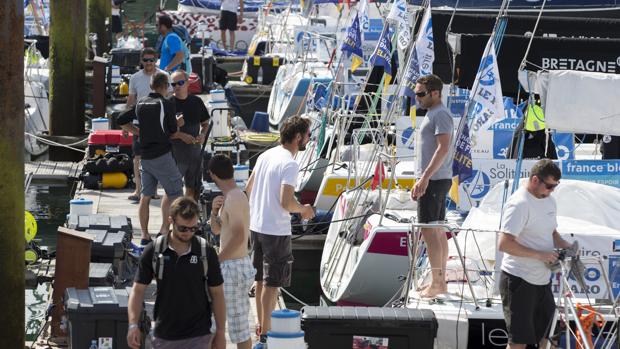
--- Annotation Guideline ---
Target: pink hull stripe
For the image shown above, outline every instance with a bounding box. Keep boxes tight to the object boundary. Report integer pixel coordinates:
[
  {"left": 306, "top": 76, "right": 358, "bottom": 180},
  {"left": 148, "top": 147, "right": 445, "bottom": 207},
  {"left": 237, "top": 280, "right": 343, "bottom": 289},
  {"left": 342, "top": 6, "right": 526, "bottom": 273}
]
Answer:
[{"left": 366, "top": 232, "right": 408, "bottom": 256}]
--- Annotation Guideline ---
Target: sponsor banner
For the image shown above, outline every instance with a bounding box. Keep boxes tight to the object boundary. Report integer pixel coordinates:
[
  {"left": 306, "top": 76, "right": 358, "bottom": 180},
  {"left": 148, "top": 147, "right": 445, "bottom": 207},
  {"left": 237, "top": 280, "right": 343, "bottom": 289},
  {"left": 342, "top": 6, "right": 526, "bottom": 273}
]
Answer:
[
  {"left": 457, "top": 159, "right": 620, "bottom": 211},
  {"left": 560, "top": 160, "right": 620, "bottom": 188}
]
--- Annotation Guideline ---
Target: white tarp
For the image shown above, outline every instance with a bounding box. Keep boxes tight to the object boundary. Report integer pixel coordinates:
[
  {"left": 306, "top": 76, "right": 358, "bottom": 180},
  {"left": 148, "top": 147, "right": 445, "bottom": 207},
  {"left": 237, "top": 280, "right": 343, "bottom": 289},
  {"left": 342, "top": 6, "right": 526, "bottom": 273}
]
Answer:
[
  {"left": 520, "top": 69, "right": 620, "bottom": 136},
  {"left": 452, "top": 179, "right": 620, "bottom": 300}
]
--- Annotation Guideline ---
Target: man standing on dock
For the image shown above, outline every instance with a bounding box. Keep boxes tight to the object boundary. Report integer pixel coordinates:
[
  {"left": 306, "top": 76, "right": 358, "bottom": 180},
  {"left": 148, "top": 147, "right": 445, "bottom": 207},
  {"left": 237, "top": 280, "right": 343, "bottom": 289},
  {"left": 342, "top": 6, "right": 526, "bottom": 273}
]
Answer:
[
  {"left": 498, "top": 159, "right": 572, "bottom": 349},
  {"left": 246, "top": 116, "right": 315, "bottom": 349},
  {"left": 157, "top": 15, "right": 186, "bottom": 73},
  {"left": 410, "top": 74, "right": 454, "bottom": 299},
  {"left": 219, "top": 0, "right": 244, "bottom": 51},
  {"left": 171, "top": 69, "right": 210, "bottom": 200},
  {"left": 127, "top": 197, "right": 227, "bottom": 349},
  {"left": 125, "top": 47, "right": 167, "bottom": 203},
  {"left": 208, "top": 154, "right": 255, "bottom": 349},
  {"left": 118, "top": 72, "right": 184, "bottom": 242}
]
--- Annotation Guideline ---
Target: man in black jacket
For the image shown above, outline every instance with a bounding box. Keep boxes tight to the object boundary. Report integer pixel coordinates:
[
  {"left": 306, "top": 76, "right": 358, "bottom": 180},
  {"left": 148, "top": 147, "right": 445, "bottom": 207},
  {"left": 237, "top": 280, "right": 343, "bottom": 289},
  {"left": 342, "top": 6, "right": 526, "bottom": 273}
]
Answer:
[{"left": 118, "top": 71, "right": 184, "bottom": 242}]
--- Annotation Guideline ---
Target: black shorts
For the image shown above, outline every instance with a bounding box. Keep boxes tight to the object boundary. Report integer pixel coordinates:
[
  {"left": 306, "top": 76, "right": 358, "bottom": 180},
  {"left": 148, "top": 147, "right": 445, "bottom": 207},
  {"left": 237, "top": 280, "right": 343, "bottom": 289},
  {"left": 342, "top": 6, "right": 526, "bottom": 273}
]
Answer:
[
  {"left": 499, "top": 271, "right": 556, "bottom": 345},
  {"left": 219, "top": 10, "right": 238, "bottom": 31},
  {"left": 111, "top": 15, "right": 122, "bottom": 34},
  {"left": 417, "top": 179, "right": 452, "bottom": 223},
  {"left": 251, "top": 231, "right": 293, "bottom": 287}
]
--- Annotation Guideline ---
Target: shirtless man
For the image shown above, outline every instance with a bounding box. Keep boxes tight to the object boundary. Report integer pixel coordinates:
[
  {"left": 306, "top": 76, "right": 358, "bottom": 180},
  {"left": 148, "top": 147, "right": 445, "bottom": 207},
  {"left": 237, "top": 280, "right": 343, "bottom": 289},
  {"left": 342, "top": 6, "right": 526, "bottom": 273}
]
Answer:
[{"left": 208, "top": 154, "right": 255, "bottom": 349}]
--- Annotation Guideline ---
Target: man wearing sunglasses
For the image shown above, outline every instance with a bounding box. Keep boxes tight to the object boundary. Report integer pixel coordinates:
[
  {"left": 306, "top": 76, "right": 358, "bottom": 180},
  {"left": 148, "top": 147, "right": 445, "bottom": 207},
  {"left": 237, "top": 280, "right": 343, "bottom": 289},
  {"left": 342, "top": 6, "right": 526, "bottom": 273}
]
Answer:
[
  {"left": 128, "top": 197, "right": 227, "bottom": 349},
  {"left": 170, "top": 70, "right": 211, "bottom": 200},
  {"left": 126, "top": 47, "right": 170, "bottom": 203},
  {"left": 498, "top": 159, "right": 572, "bottom": 349},
  {"left": 410, "top": 74, "right": 454, "bottom": 298}
]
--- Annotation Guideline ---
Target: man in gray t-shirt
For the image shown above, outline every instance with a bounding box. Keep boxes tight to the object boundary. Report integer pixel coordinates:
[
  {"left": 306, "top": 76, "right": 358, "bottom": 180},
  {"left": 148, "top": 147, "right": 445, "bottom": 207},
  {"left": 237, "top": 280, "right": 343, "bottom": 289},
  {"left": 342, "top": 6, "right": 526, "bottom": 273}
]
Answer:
[
  {"left": 410, "top": 74, "right": 454, "bottom": 298},
  {"left": 125, "top": 48, "right": 171, "bottom": 203}
]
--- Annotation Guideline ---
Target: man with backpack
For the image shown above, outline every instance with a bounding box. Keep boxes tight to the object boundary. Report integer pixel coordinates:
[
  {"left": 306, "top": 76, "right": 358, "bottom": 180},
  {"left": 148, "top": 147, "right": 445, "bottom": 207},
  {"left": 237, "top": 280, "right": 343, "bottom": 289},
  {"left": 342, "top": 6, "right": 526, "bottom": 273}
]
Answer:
[
  {"left": 157, "top": 15, "right": 191, "bottom": 74},
  {"left": 127, "top": 197, "right": 227, "bottom": 349}
]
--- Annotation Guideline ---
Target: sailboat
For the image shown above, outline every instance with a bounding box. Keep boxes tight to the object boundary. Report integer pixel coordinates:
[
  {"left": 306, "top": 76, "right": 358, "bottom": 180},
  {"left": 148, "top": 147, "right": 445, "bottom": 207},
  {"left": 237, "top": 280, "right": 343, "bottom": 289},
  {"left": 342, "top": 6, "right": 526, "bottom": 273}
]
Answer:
[{"left": 24, "top": 41, "right": 49, "bottom": 157}]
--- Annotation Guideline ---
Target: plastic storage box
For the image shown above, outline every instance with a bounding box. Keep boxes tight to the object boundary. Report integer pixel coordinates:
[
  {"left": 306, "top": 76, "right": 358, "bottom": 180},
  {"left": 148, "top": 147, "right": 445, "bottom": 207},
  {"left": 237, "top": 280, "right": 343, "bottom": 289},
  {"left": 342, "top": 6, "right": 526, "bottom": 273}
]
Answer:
[
  {"left": 64, "top": 287, "right": 132, "bottom": 349},
  {"left": 110, "top": 48, "right": 141, "bottom": 71},
  {"left": 88, "top": 130, "right": 133, "bottom": 158},
  {"left": 88, "top": 263, "right": 114, "bottom": 286},
  {"left": 243, "top": 55, "right": 286, "bottom": 85},
  {"left": 84, "top": 229, "right": 131, "bottom": 263},
  {"left": 301, "top": 306, "right": 437, "bottom": 349},
  {"left": 67, "top": 214, "right": 132, "bottom": 235}
]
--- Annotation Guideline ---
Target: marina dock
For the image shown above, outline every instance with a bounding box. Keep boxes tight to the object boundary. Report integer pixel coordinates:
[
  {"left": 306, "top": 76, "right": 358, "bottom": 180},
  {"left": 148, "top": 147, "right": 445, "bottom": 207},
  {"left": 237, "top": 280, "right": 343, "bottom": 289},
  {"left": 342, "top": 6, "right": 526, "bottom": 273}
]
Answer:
[
  {"left": 25, "top": 160, "right": 83, "bottom": 185},
  {"left": 26, "top": 183, "right": 287, "bottom": 349}
]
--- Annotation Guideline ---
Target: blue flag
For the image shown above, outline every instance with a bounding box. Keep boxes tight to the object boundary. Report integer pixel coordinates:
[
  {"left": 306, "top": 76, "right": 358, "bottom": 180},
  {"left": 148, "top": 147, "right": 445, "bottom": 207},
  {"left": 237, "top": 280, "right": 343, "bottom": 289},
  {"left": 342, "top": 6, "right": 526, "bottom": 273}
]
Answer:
[
  {"left": 452, "top": 123, "right": 473, "bottom": 183},
  {"left": 401, "top": 45, "right": 420, "bottom": 99},
  {"left": 450, "top": 122, "right": 473, "bottom": 204},
  {"left": 341, "top": 14, "right": 364, "bottom": 72},
  {"left": 370, "top": 25, "right": 395, "bottom": 89}
]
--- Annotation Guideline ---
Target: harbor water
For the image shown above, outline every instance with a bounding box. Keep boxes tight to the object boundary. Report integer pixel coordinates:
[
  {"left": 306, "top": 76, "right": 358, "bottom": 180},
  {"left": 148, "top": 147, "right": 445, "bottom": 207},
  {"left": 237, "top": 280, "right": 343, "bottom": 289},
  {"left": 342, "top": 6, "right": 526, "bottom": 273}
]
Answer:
[{"left": 25, "top": 184, "right": 73, "bottom": 341}]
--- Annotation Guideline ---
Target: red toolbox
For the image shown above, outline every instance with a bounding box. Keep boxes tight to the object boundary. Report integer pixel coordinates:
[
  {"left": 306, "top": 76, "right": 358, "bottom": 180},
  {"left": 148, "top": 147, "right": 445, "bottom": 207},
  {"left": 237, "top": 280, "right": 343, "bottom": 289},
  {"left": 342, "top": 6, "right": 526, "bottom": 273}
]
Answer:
[{"left": 88, "top": 130, "right": 133, "bottom": 158}]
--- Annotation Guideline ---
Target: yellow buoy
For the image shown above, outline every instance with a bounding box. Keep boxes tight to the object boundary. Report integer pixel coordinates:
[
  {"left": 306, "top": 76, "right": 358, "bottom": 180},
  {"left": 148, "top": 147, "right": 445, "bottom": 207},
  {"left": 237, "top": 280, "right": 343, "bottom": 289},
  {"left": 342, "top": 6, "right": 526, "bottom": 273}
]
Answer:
[
  {"left": 25, "top": 249, "right": 39, "bottom": 264},
  {"left": 101, "top": 172, "right": 128, "bottom": 189},
  {"left": 25, "top": 211, "right": 37, "bottom": 243}
]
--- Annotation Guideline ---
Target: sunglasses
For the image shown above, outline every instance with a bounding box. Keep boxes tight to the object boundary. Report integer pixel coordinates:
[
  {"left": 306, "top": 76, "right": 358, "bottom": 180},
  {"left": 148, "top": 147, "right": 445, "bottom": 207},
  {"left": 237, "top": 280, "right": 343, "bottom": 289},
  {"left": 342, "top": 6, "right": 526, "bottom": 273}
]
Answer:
[
  {"left": 174, "top": 222, "right": 199, "bottom": 233},
  {"left": 171, "top": 80, "right": 186, "bottom": 87},
  {"left": 415, "top": 90, "right": 431, "bottom": 98},
  {"left": 537, "top": 176, "right": 559, "bottom": 190},
  {"left": 142, "top": 58, "right": 156, "bottom": 63}
]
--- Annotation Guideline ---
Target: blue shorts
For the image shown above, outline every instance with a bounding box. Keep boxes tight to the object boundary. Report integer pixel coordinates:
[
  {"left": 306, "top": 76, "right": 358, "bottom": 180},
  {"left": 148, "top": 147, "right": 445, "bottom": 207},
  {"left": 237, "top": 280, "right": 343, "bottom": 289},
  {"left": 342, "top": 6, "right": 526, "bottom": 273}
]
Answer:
[{"left": 140, "top": 152, "right": 183, "bottom": 198}]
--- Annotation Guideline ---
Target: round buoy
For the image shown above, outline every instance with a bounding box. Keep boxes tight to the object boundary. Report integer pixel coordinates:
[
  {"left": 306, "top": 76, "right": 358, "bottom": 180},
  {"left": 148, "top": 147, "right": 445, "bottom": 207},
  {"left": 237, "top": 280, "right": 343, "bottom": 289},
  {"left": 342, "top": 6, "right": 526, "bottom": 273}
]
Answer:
[
  {"left": 25, "top": 249, "right": 39, "bottom": 264},
  {"left": 25, "top": 211, "right": 37, "bottom": 243}
]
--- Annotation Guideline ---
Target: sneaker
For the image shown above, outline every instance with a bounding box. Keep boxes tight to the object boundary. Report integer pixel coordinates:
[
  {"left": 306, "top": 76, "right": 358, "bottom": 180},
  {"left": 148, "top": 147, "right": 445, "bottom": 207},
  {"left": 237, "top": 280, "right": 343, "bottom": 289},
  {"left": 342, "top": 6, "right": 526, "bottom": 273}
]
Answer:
[
  {"left": 252, "top": 342, "right": 267, "bottom": 349},
  {"left": 253, "top": 334, "right": 268, "bottom": 349}
]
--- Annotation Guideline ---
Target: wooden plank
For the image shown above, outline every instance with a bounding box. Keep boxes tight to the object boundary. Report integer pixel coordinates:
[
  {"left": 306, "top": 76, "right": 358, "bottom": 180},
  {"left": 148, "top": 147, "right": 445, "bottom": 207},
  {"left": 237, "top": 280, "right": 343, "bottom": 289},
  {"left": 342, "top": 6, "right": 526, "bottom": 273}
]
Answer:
[{"left": 25, "top": 161, "right": 83, "bottom": 182}]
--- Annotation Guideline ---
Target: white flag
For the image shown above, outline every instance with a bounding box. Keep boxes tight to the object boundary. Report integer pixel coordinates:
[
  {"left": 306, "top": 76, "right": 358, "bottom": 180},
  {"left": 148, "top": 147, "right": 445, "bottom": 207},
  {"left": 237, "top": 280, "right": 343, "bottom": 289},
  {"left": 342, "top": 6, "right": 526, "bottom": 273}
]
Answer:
[
  {"left": 358, "top": 0, "right": 369, "bottom": 34},
  {"left": 387, "top": 0, "right": 410, "bottom": 50},
  {"left": 415, "top": 4, "right": 434, "bottom": 76},
  {"left": 469, "top": 39, "right": 505, "bottom": 139}
]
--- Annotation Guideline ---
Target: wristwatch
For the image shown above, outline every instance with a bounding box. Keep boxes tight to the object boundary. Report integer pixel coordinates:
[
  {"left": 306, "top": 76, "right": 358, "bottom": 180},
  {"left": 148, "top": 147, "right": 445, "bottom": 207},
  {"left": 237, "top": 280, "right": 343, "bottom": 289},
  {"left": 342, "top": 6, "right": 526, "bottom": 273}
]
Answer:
[{"left": 128, "top": 323, "right": 139, "bottom": 331}]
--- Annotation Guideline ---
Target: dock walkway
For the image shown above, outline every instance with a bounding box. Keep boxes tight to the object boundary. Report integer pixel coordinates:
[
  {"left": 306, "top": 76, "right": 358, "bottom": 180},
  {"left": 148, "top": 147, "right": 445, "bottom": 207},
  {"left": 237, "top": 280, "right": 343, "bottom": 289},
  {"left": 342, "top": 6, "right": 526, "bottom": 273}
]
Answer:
[
  {"left": 25, "top": 160, "right": 82, "bottom": 185},
  {"left": 75, "top": 186, "right": 284, "bottom": 348}
]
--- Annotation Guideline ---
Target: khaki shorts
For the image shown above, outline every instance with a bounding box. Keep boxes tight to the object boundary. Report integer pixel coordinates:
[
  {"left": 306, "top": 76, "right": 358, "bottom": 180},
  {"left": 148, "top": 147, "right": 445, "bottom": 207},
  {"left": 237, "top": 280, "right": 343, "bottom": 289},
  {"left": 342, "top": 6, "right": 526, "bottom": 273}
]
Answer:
[
  {"left": 152, "top": 333, "right": 213, "bottom": 349},
  {"left": 251, "top": 231, "right": 293, "bottom": 287}
]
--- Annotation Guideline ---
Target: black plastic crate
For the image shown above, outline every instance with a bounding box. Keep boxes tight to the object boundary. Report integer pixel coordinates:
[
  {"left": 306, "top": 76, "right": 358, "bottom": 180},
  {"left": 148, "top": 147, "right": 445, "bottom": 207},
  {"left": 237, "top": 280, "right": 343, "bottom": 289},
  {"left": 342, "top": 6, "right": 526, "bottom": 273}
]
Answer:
[
  {"left": 302, "top": 306, "right": 437, "bottom": 349},
  {"left": 110, "top": 48, "right": 141, "bottom": 69},
  {"left": 243, "top": 55, "right": 286, "bottom": 85},
  {"left": 89, "top": 263, "right": 114, "bottom": 287},
  {"left": 67, "top": 214, "right": 133, "bottom": 235},
  {"left": 65, "top": 287, "right": 131, "bottom": 349},
  {"left": 84, "top": 229, "right": 131, "bottom": 264}
]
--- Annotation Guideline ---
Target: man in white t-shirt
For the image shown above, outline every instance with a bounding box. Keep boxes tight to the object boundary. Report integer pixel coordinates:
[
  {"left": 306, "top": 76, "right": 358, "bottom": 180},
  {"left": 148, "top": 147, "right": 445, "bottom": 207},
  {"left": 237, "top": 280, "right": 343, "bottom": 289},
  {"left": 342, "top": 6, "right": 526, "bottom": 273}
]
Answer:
[
  {"left": 219, "top": 0, "right": 244, "bottom": 51},
  {"left": 498, "top": 159, "right": 572, "bottom": 349},
  {"left": 246, "top": 116, "right": 315, "bottom": 349},
  {"left": 125, "top": 47, "right": 168, "bottom": 204}
]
